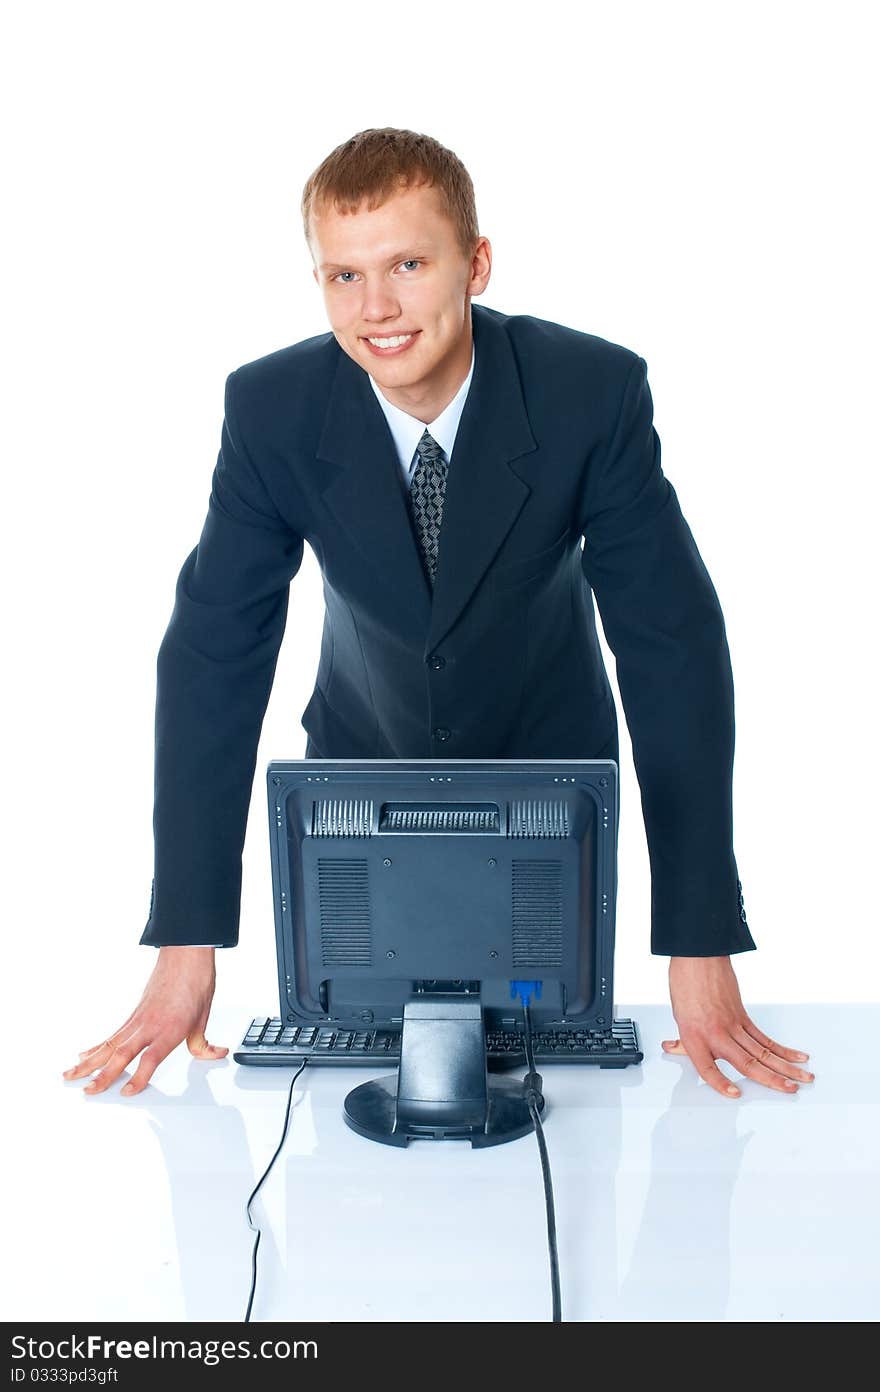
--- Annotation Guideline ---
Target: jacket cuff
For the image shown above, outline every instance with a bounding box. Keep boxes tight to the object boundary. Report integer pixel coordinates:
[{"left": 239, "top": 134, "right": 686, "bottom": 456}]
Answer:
[{"left": 651, "top": 876, "right": 757, "bottom": 956}]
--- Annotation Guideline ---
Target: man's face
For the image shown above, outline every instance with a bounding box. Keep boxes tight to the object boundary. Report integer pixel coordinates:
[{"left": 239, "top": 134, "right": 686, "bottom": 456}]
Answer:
[{"left": 309, "top": 182, "right": 491, "bottom": 405}]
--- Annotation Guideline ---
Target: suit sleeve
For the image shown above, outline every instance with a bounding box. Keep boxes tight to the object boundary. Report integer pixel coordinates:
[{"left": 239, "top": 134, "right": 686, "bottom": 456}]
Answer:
[
  {"left": 140, "top": 368, "right": 305, "bottom": 948},
  {"left": 580, "top": 354, "right": 755, "bottom": 956}
]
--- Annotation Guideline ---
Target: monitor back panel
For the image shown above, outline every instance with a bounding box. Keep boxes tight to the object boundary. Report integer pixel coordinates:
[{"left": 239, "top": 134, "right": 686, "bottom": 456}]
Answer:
[{"left": 266, "top": 759, "right": 619, "bottom": 1034}]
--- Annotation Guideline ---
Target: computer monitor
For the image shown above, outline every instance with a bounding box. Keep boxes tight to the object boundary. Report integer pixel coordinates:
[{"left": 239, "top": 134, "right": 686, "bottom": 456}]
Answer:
[{"left": 266, "top": 758, "right": 619, "bottom": 1147}]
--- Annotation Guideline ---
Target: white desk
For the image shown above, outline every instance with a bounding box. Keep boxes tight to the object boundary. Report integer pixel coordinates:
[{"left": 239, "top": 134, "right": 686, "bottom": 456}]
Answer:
[{"left": 21, "top": 1004, "right": 880, "bottom": 1322}]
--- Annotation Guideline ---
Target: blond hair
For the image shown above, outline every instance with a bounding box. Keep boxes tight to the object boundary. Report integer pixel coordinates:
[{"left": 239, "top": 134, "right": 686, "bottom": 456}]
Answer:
[{"left": 301, "top": 127, "right": 480, "bottom": 260}]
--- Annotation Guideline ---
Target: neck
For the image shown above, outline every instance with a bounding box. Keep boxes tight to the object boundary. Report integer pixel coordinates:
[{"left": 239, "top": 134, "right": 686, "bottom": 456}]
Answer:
[{"left": 375, "top": 319, "right": 473, "bottom": 424}]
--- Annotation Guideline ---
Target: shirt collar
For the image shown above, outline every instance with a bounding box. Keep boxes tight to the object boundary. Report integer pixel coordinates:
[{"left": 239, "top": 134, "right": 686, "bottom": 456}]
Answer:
[{"left": 368, "top": 341, "right": 476, "bottom": 474}]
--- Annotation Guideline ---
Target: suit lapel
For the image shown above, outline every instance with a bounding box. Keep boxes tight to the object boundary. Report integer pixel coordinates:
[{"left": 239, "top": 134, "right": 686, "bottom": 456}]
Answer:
[
  {"left": 317, "top": 304, "right": 538, "bottom": 656},
  {"left": 317, "top": 338, "right": 432, "bottom": 636}
]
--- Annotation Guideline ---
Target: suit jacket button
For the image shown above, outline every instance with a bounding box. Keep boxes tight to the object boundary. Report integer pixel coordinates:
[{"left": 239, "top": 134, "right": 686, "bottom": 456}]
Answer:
[
  {"left": 434, "top": 727, "right": 451, "bottom": 742},
  {"left": 427, "top": 654, "right": 446, "bottom": 669}
]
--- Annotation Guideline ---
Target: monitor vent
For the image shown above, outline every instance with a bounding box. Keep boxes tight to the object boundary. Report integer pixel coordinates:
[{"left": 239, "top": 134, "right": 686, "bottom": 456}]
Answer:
[
  {"left": 318, "top": 859, "right": 371, "bottom": 965},
  {"left": 511, "top": 860, "right": 563, "bottom": 966},
  {"left": 508, "top": 799, "right": 570, "bottom": 838},
  {"left": 380, "top": 804, "right": 498, "bottom": 832},
  {"left": 312, "top": 799, "right": 373, "bottom": 837}
]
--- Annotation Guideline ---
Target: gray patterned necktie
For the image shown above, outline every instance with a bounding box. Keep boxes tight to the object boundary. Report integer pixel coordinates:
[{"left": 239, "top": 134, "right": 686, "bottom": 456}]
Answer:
[{"left": 408, "top": 428, "right": 448, "bottom": 589}]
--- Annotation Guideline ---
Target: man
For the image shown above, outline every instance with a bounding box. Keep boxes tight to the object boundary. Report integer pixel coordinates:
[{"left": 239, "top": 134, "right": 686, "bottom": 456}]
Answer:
[{"left": 63, "top": 128, "right": 812, "bottom": 1101}]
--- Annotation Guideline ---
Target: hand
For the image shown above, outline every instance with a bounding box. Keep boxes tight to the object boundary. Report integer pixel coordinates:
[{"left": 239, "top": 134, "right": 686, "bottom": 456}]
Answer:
[
  {"left": 62, "top": 946, "right": 228, "bottom": 1098},
  {"left": 662, "top": 955, "right": 814, "bottom": 1099}
]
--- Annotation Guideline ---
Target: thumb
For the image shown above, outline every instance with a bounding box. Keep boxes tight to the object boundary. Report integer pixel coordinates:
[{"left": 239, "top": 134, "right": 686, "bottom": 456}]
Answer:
[
  {"left": 186, "top": 1028, "right": 228, "bottom": 1059},
  {"left": 661, "top": 1038, "right": 687, "bottom": 1054}
]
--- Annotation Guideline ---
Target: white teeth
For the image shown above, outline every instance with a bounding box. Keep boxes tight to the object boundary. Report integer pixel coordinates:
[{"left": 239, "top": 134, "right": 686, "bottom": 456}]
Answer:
[{"left": 367, "top": 334, "right": 413, "bottom": 348}]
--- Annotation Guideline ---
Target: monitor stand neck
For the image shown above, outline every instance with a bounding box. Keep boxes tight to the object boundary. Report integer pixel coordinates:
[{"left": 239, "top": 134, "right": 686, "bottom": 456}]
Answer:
[{"left": 343, "top": 993, "right": 543, "bottom": 1148}]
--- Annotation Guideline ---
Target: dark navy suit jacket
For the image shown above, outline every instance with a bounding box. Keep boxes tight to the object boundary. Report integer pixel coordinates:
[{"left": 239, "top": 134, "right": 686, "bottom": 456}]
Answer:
[{"left": 141, "top": 302, "right": 755, "bottom": 957}]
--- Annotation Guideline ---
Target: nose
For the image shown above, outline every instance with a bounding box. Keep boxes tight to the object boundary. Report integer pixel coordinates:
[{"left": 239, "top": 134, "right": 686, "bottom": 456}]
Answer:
[{"left": 360, "top": 276, "right": 402, "bottom": 323}]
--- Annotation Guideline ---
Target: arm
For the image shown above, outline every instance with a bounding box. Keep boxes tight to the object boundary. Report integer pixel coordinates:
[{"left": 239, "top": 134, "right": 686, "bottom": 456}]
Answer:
[
  {"left": 143, "top": 366, "right": 305, "bottom": 947},
  {"left": 62, "top": 369, "right": 305, "bottom": 1098},
  {"left": 581, "top": 355, "right": 813, "bottom": 1094},
  {"left": 580, "top": 353, "right": 752, "bottom": 957}
]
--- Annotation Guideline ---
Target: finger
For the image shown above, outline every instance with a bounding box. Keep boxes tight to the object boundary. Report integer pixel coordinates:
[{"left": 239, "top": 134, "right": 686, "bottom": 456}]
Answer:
[
  {"left": 672, "top": 1039, "right": 743, "bottom": 1098},
  {"left": 733, "top": 1025, "right": 814, "bottom": 1085},
  {"left": 120, "top": 1043, "right": 175, "bottom": 1097},
  {"left": 739, "top": 1018, "right": 810, "bottom": 1063},
  {"left": 186, "top": 1028, "right": 228, "bottom": 1060},
  {"left": 82, "top": 1037, "right": 144, "bottom": 1095},
  {"left": 661, "top": 1039, "right": 686, "bottom": 1053},
  {"left": 63, "top": 1031, "right": 141, "bottom": 1082},
  {"left": 727, "top": 1037, "right": 803, "bottom": 1093},
  {"left": 75, "top": 1009, "right": 139, "bottom": 1059},
  {"left": 679, "top": 1046, "right": 740, "bottom": 1096},
  {"left": 70, "top": 1038, "right": 120, "bottom": 1066}
]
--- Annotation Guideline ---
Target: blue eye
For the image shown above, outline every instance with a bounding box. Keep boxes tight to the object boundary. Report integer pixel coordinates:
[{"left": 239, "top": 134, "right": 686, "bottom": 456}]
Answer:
[{"left": 332, "top": 260, "right": 421, "bottom": 283}]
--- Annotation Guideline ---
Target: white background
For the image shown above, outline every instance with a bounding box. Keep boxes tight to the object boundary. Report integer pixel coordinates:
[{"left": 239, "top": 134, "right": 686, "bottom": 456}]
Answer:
[{"left": 3, "top": 1, "right": 877, "bottom": 1117}]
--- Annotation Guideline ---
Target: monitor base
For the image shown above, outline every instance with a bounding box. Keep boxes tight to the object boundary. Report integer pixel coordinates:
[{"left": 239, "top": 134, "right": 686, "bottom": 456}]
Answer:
[{"left": 343, "top": 1072, "right": 542, "bottom": 1147}]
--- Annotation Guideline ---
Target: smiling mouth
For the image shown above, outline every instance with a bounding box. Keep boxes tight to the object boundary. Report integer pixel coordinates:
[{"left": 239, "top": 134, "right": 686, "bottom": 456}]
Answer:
[{"left": 362, "top": 331, "right": 419, "bottom": 348}]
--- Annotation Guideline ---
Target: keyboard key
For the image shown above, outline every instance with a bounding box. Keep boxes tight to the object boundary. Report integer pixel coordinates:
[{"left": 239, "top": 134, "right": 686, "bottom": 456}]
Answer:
[{"left": 239, "top": 1018, "right": 641, "bottom": 1066}]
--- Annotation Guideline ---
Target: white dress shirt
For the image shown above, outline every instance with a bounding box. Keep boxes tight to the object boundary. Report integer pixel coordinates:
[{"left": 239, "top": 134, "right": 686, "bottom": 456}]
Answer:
[{"left": 367, "top": 342, "right": 476, "bottom": 486}]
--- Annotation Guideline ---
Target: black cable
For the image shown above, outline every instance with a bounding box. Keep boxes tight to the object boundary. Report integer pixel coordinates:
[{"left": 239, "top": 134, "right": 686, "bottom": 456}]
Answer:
[
  {"left": 244, "top": 1058, "right": 309, "bottom": 1322},
  {"left": 522, "top": 1001, "right": 562, "bottom": 1322},
  {"left": 242, "top": 1021, "right": 560, "bottom": 1321}
]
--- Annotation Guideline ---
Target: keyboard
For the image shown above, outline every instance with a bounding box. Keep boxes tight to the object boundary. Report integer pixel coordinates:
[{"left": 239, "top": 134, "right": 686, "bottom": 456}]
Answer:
[{"left": 234, "top": 1017, "right": 642, "bottom": 1068}]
